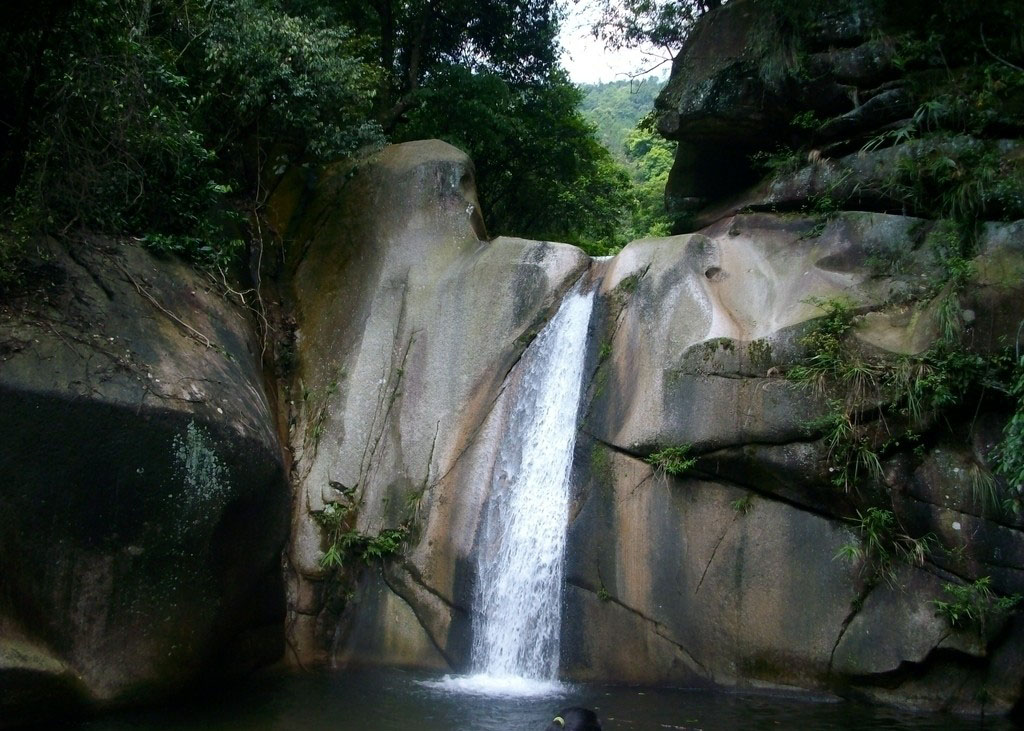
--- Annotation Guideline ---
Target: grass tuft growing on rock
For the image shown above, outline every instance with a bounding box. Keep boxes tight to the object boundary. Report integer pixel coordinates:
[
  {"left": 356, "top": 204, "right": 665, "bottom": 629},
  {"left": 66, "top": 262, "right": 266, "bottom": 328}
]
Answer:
[
  {"left": 647, "top": 444, "right": 696, "bottom": 477},
  {"left": 836, "top": 508, "right": 936, "bottom": 587}
]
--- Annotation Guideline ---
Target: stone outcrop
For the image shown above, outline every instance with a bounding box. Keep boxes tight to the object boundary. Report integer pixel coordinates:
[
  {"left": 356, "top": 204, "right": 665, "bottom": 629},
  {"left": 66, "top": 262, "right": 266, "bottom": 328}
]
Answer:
[
  {"left": 276, "top": 141, "right": 589, "bottom": 668},
  {"left": 655, "top": 0, "right": 1024, "bottom": 230},
  {"left": 560, "top": 213, "right": 1024, "bottom": 713},
  {"left": 0, "top": 240, "right": 289, "bottom": 726},
  {"left": 656, "top": 0, "right": 893, "bottom": 216},
  {"left": 271, "top": 137, "right": 1024, "bottom": 717}
]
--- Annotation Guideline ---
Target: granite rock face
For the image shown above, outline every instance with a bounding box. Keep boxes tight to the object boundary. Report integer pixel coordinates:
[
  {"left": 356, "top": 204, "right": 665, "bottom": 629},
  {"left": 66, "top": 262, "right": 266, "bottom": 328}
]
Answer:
[
  {"left": 278, "top": 141, "right": 589, "bottom": 667},
  {"left": 0, "top": 241, "right": 289, "bottom": 726},
  {"left": 560, "top": 214, "right": 1024, "bottom": 713},
  {"left": 276, "top": 140, "right": 1024, "bottom": 716}
]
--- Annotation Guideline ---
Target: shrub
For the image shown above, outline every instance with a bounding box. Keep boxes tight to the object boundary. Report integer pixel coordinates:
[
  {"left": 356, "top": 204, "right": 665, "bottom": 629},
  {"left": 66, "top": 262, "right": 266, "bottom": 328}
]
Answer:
[
  {"left": 647, "top": 444, "right": 697, "bottom": 476},
  {"left": 933, "top": 576, "right": 1022, "bottom": 634}
]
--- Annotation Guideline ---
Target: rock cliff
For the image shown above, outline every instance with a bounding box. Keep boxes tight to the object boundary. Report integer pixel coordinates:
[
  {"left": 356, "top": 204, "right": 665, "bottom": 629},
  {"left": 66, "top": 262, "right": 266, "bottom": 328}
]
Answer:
[{"left": 272, "top": 136, "right": 1023, "bottom": 715}]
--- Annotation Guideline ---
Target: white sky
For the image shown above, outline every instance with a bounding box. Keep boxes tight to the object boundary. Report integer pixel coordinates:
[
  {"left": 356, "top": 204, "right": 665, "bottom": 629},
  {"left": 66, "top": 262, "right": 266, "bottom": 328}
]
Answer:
[{"left": 558, "top": 1, "right": 674, "bottom": 84}]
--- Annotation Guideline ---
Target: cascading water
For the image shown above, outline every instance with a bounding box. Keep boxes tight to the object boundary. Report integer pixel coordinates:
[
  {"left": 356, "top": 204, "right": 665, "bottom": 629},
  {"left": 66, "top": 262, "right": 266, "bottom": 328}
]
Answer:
[{"left": 432, "top": 285, "right": 594, "bottom": 696}]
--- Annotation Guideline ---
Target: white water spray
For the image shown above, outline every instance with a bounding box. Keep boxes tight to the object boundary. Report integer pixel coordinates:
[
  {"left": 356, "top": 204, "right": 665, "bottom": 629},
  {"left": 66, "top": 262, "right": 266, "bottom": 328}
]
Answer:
[{"left": 429, "top": 286, "right": 594, "bottom": 697}]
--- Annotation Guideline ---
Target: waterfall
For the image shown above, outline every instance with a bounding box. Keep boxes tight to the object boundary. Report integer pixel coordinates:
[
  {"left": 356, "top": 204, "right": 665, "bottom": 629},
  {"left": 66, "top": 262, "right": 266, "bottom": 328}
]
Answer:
[
  {"left": 469, "top": 286, "right": 594, "bottom": 682},
  {"left": 424, "top": 284, "right": 594, "bottom": 696},
  {"left": 420, "top": 285, "right": 594, "bottom": 698}
]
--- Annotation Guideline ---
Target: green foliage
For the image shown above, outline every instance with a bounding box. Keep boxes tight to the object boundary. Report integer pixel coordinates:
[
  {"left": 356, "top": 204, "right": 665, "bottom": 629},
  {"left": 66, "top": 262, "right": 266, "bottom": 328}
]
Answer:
[
  {"left": 321, "top": 0, "right": 562, "bottom": 126},
  {"left": 647, "top": 444, "right": 697, "bottom": 477},
  {"left": 836, "top": 508, "right": 935, "bottom": 586},
  {"left": 788, "top": 297, "right": 858, "bottom": 392},
  {"left": 889, "top": 0, "right": 1024, "bottom": 137},
  {"left": 579, "top": 78, "right": 667, "bottom": 162},
  {"left": 576, "top": 64, "right": 693, "bottom": 244},
  {"left": 751, "top": 146, "right": 803, "bottom": 179},
  {"left": 888, "top": 344, "right": 994, "bottom": 423},
  {"left": 804, "top": 405, "right": 881, "bottom": 492},
  {"left": 790, "top": 297, "right": 1013, "bottom": 497},
  {"left": 621, "top": 125, "right": 676, "bottom": 239},
  {"left": 197, "top": 0, "right": 383, "bottom": 161},
  {"left": 396, "top": 66, "right": 633, "bottom": 255},
  {"left": 933, "top": 576, "right": 1022, "bottom": 634},
  {"left": 731, "top": 494, "right": 754, "bottom": 514},
  {"left": 1, "top": 0, "right": 381, "bottom": 274},
  {"left": 996, "top": 354, "right": 1024, "bottom": 513},
  {"left": 590, "top": 0, "right": 718, "bottom": 52},
  {"left": 314, "top": 502, "right": 409, "bottom": 570},
  {"left": 884, "top": 141, "right": 1024, "bottom": 224},
  {"left": 790, "top": 110, "right": 821, "bottom": 131}
]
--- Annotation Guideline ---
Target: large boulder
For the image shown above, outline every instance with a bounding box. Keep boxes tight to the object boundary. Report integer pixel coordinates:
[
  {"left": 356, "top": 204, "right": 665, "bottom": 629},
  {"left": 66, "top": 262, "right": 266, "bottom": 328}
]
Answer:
[
  {"left": 0, "top": 240, "right": 289, "bottom": 726},
  {"left": 278, "top": 140, "right": 589, "bottom": 667},
  {"left": 560, "top": 209, "right": 1024, "bottom": 712},
  {"left": 655, "top": 0, "right": 889, "bottom": 215}
]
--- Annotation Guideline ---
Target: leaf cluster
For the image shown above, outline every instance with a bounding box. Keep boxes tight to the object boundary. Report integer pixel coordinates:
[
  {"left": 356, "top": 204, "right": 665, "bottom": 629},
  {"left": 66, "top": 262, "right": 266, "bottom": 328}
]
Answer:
[
  {"left": 647, "top": 444, "right": 697, "bottom": 477},
  {"left": 315, "top": 502, "right": 410, "bottom": 570},
  {"left": 933, "top": 576, "right": 1022, "bottom": 634}
]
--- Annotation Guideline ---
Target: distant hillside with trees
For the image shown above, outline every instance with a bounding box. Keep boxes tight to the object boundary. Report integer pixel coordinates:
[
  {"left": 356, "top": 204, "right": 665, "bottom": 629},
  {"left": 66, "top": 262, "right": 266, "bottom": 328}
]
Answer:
[{"left": 580, "top": 77, "right": 675, "bottom": 239}]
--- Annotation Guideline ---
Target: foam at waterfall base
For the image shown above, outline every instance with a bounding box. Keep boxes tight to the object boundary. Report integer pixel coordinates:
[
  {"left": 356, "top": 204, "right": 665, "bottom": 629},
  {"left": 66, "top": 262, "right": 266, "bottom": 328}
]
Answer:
[{"left": 420, "top": 672, "right": 567, "bottom": 697}]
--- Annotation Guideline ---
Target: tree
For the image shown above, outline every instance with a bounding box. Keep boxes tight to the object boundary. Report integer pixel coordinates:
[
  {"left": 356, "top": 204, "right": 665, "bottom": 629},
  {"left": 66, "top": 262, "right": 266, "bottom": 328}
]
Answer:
[
  {"left": 396, "top": 65, "right": 633, "bottom": 254},
  {"left": 590, "top": 0, "right": 722, "bottom": 55},
  {"left": 295, "top": 0, "right": 563, "bottom": 131},
  {"left": 1, "top": 0, "right": 381, "bottom": 273}
]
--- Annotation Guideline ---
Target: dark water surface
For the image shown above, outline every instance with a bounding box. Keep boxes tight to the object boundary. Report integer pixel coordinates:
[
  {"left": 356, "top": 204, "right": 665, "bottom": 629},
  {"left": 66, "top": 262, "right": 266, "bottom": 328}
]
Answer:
[{"left": 61, "top": 668, "right": 1014, "bottom": 731}]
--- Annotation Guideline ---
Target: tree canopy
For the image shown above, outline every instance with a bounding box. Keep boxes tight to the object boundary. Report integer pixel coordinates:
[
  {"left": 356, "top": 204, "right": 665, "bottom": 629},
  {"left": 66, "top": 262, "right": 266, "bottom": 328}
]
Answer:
[
  {"left": 579, "top": 78, "right": 676, "bottom": 240},
  {"left": 0, "top": 0, "right": 382, "bottom": 271},
  {"left": 0, "top": 0, "right": 644, "bottom": 277},
  {"left": 590, "top": 0, "right": 721, "bottom": 53}
]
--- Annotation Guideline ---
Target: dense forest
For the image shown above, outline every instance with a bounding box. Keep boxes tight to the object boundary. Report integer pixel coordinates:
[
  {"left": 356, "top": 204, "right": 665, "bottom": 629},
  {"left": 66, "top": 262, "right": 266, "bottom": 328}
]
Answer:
[
  {"left": 580, "top": 77, "right": 676, "bottom": 239},
  {"left": 0, "top": 0, "right": 691, "bottom": 280}
]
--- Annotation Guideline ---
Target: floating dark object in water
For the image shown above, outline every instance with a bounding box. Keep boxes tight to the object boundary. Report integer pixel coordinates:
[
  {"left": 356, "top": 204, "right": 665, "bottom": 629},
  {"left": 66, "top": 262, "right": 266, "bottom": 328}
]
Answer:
[{"left": 546, "top": 707, "right": 602, "bottom": 730}]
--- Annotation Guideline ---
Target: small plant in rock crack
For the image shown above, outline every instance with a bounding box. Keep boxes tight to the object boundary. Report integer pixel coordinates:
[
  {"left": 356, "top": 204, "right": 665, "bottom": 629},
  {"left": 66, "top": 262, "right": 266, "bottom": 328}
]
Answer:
[
  {"left": 319, "top": 523, "right": 410, "bottom": 569},
  {"left": 933, "top": 576, "right": 1022, "bottom": 635},
  {"left": 804, "top": 405, "right": 883, "bottom": 492},
  {"left": 996, "top": 354, "right": 1024, "bottom": 516},
  {"left": 647, "top": 444, "right": 697, "bottom": 477},
  {"left": 788, "top": 297, "right": 861, "bottom": 393},
  {"left": 835, "top": 507, "right": 936, "bottom": 586},
  {"left": 313, "top": 500, "right": 410, "bottom": 570},
  {"left": 731, "top": 494, "right": 754, "bottom": 514}
]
